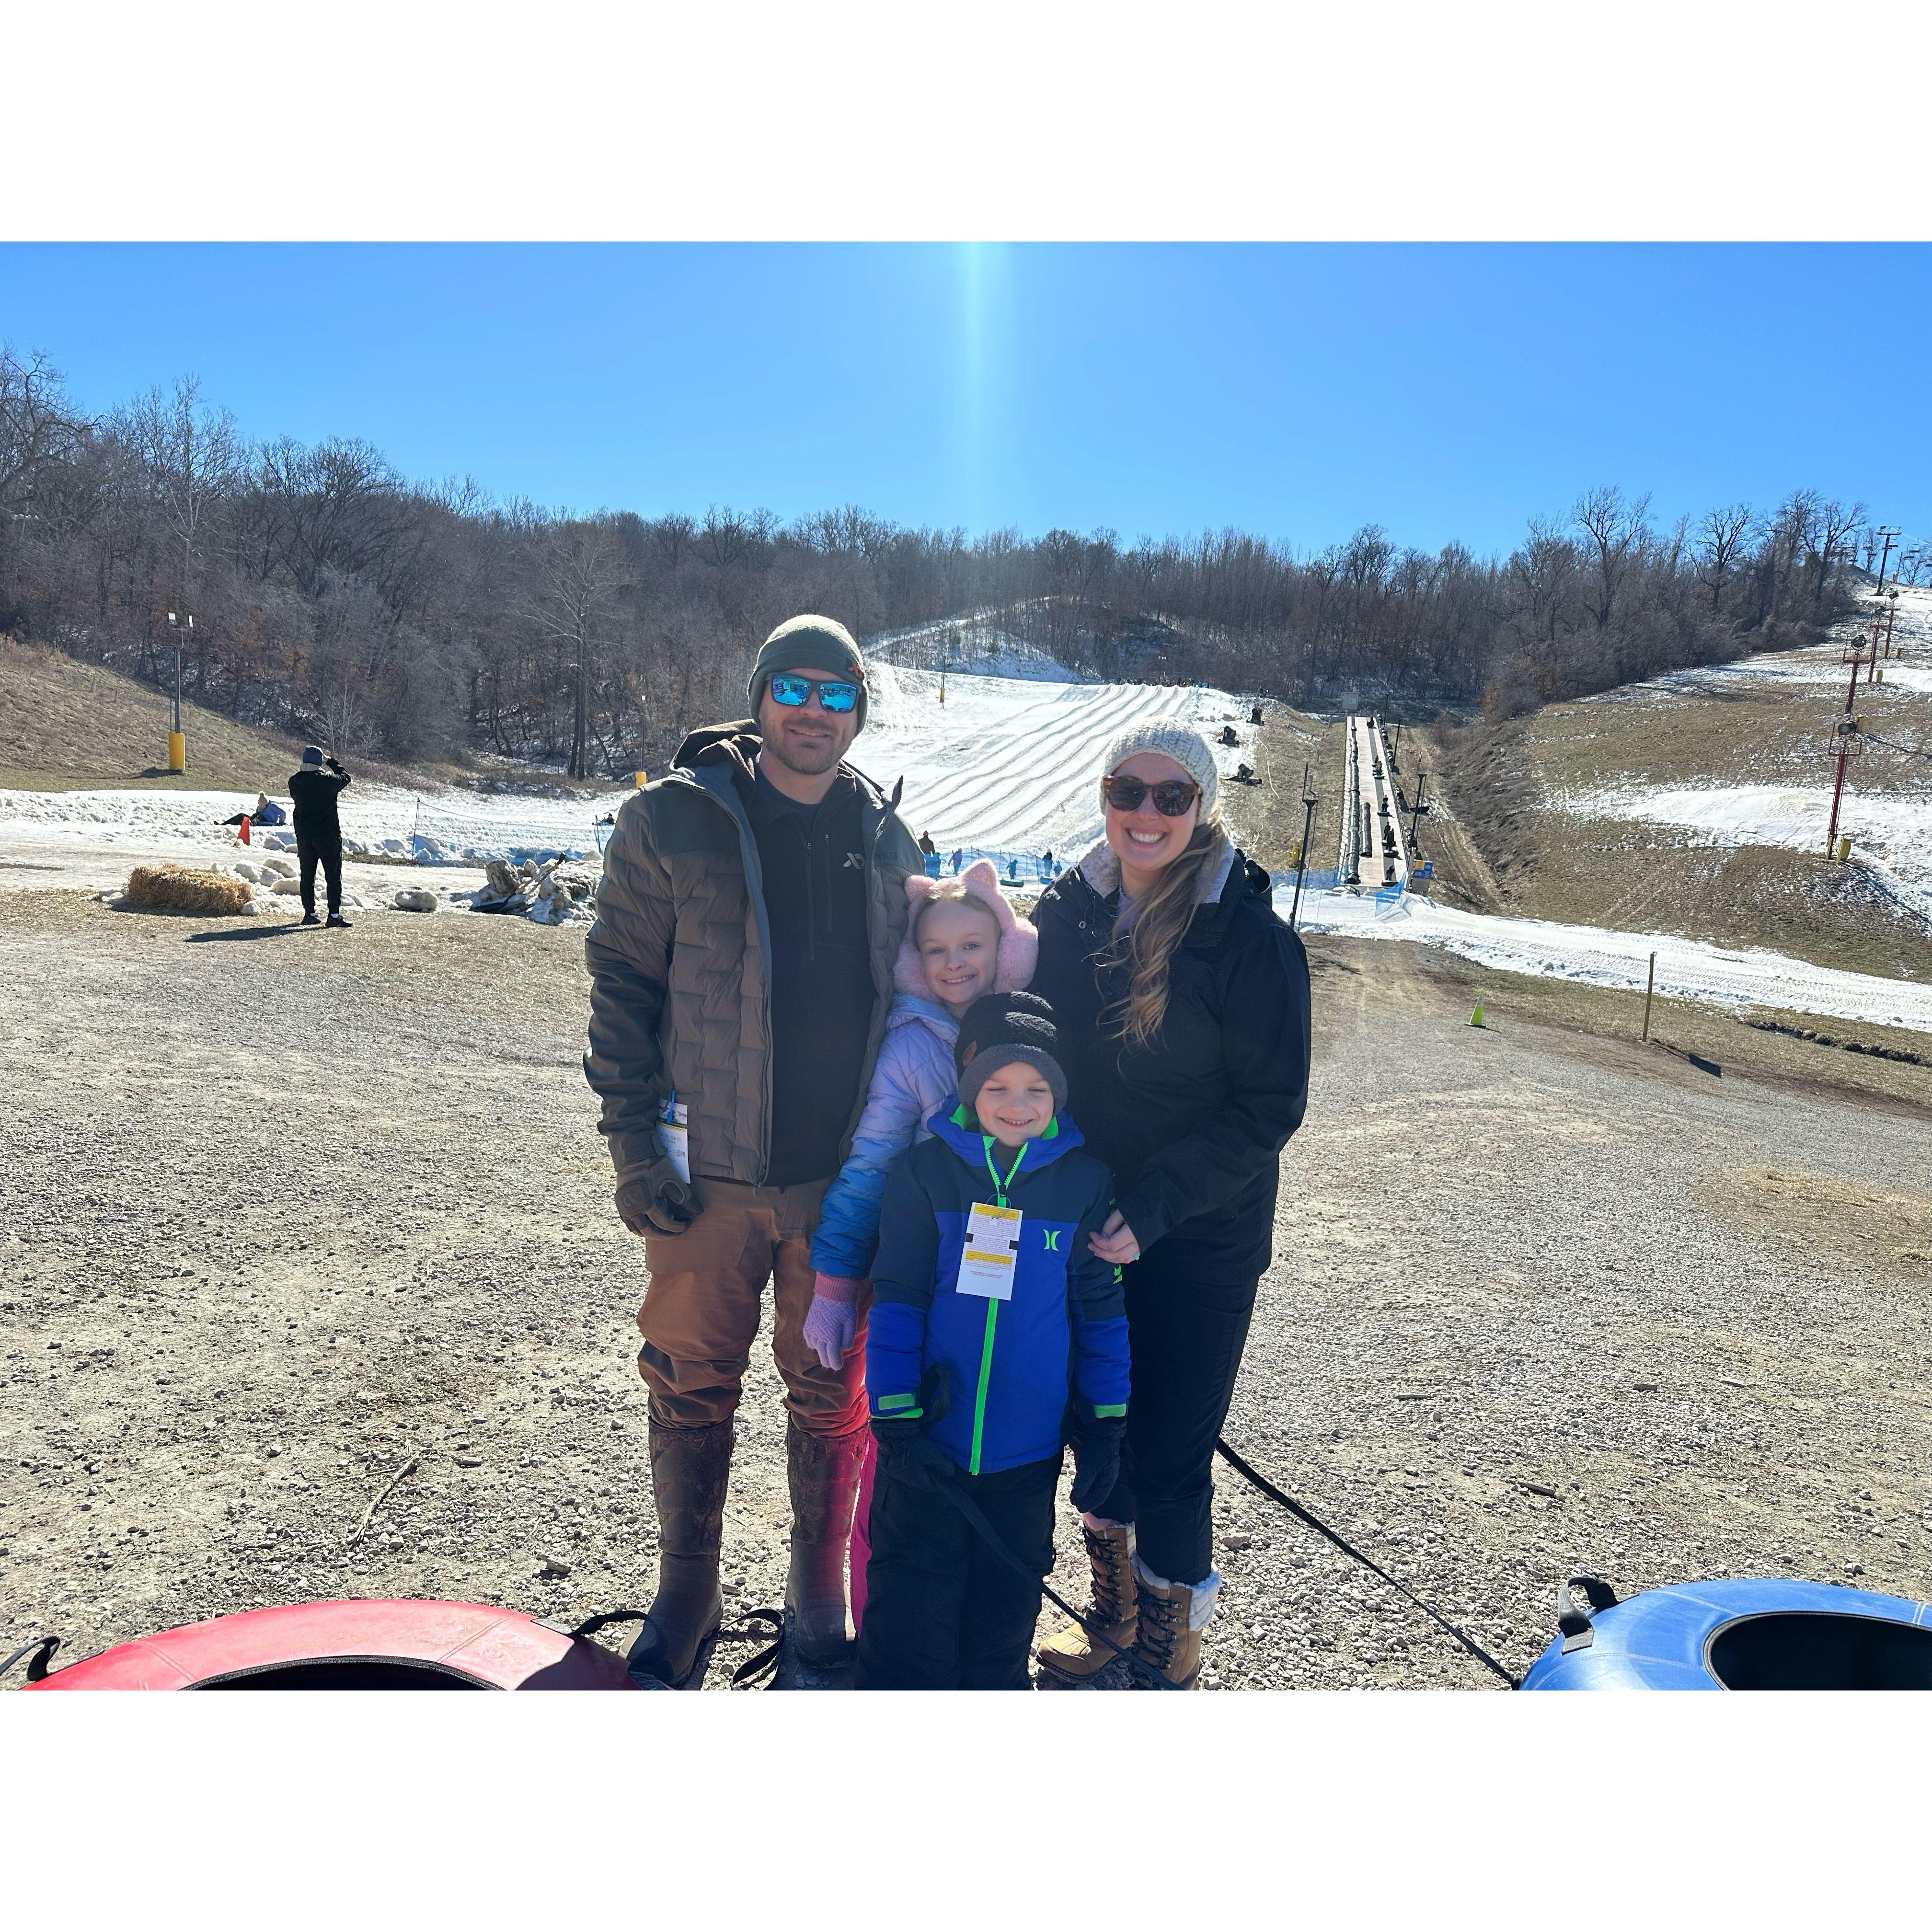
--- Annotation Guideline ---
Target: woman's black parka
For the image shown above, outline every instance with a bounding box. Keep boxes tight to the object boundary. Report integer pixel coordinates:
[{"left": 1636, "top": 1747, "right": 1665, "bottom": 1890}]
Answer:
[{"left": 1030, "top": 847, "right": 1311, "bottom": 1280}]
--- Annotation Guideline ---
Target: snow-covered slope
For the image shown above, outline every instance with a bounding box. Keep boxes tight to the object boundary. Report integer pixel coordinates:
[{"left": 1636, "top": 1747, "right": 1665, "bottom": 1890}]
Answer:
[
  {"left": 859, "top": 665, "right": 1249, "bottom": 856},
  {"left": 0, "top": 668, "right": 1255, "bottom": 896}
]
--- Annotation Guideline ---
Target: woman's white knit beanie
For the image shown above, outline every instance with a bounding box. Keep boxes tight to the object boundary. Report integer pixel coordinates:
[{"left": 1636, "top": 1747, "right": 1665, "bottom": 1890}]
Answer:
[{"left": 1098, "top": 718, "right": 1219, "bottom": 816}]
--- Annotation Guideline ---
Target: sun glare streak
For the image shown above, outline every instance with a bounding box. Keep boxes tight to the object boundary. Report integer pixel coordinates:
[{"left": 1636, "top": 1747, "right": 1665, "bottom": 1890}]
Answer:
[{"left": 956, "top": 242, "right": 1001, "bottom": 529}]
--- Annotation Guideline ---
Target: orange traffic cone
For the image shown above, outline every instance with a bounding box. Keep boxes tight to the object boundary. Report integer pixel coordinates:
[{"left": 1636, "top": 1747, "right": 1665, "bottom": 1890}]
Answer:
[{"left": 240, "top": 815, "right": 251, "bottom": 845}]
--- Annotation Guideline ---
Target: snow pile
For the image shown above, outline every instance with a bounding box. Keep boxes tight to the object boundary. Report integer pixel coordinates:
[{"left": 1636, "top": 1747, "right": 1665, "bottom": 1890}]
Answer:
[
  {"left": 466, "top": 857, "right": 599, "bottom": 924},
  {"left": 222, "top": 854, "right": 384, "bottom": 916},
  {"left": 1558, "top": 784, "right": 1932, "bottom": 926},
  {"left": 1291, "top": 887, "right": 1932, "bottom": 1033}
]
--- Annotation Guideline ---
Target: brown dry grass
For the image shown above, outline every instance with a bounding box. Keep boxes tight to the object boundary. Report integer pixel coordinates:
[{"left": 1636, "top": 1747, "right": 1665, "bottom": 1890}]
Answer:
[
  {"left": 124, "top": 864, "right": 253, "bottom": 916},
  {"left": 1428, "top": 640, "right": 1932, "bottom": 978},
  {"left": 1709, "top": 1168, "right": 1932, "bottom": 1284},
  {"left": 0, "top": 634, "right": 472, "bottom": 796}
]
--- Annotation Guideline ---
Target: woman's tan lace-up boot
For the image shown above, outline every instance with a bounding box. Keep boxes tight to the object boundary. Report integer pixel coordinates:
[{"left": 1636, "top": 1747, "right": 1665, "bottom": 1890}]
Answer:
[{"left": 1129, "top": 1570, "right": 1204, "bottom": 1690}]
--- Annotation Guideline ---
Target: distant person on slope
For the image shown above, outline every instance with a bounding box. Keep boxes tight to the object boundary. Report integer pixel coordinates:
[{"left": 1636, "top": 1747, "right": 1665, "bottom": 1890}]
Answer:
[
  {"left": 584, "top": 614, "right": 920, "bottom": 1687},
  {"left": 1029, "top": 721, "right": 1311, "bottom": 1690},
  {"left": 288, "top": 747, "right": 352, "bottom": 929},
  {"left": 802, "top": 862, "right": 1038, "bottom": 1636}
]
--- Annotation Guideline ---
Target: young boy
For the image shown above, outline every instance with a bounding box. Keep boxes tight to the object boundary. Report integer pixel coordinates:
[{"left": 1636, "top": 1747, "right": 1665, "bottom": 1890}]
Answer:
[{"left": 856, "top": 992, "right": 1130, "bottom": 1690}]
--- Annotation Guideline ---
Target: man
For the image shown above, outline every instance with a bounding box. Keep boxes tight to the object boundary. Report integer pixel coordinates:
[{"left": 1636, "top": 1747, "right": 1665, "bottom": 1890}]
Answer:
[
  {"left": 288, "top": 747, "right": 352, "bottom": 929},
  {"left": 585, "top": 614, "right": 919, "bottom": 1686}
]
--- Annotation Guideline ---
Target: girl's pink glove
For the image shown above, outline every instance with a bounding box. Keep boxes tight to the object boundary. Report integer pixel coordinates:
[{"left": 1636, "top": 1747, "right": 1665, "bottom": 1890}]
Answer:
[{"left": 804, "top": 1274, "right": 864, "bottom": 1370}]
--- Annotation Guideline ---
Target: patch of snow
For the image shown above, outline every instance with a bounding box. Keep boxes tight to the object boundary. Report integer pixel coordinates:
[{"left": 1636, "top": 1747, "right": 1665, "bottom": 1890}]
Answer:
[
  {"left": 1290, "top": 888, "right": 1932, "bottom": 1033},
  {"left": 1559, "top": 783, "right": 1932, "bottom": 927}
]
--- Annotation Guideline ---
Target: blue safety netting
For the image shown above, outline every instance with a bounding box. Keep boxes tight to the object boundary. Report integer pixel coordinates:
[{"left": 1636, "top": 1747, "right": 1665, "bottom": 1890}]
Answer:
[{"left": 927, "top": 847, "right": 1065, "bottom": 885}]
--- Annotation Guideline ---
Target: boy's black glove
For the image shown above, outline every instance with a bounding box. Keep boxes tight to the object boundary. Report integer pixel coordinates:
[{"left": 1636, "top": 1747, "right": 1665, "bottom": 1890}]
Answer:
[
  {"left": 871, "top": 1364, "right": 953, "bottom": 1490},
  {"left": 614, "top": 1155, "right": 695, "bottom": 1237},
  {"left": 870, "top": 1417, "right": 954, "bottom": 1492},
  {"left": 1070, "top": 1414, "right": 1127, "bottom": 1513}
]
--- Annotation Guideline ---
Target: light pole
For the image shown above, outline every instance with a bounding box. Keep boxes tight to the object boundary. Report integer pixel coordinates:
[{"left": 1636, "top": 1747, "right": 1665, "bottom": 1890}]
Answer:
[
  {"left": 164, "top": 610, "right": 191, "bottom": 773},
  {"left": 1288, "top": 764, "right": 1319, "bottom": 932},
  {"left": 1874, "top": 525, "right": 1902, "bottom": 590}
]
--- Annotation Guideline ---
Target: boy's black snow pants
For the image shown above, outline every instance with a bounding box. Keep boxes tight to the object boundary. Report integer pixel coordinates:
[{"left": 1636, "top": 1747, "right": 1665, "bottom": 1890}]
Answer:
[
  {"left": 856, "top": 1452, "right": 1060, "bottom": 1690},
  {"left": 297, "top": 831, "right": 344, "bottom": 918},
  {"left": 1091, "top": 1243, "right": 1258, "bottom": 1587}
]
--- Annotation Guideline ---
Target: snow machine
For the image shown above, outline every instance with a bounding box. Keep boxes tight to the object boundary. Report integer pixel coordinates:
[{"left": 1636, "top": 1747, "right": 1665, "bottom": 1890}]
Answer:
[
  {"left": 15, "top": 1599, "right": 637, "bottom": 1691},
  {"left": 1521, "top": 1576, "right": 1932, "bottom": 1691}
]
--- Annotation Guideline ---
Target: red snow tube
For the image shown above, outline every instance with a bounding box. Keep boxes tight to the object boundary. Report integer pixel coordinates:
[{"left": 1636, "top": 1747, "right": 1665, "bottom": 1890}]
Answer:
[{"left": 20, "top": 1599, "right": 638, "bottom": 1691}]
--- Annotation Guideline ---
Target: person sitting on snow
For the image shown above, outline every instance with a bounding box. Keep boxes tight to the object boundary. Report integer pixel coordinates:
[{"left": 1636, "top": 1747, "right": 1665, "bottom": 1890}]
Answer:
[{"left": 219, "top": 792, "right": 287, "bottom": 829}]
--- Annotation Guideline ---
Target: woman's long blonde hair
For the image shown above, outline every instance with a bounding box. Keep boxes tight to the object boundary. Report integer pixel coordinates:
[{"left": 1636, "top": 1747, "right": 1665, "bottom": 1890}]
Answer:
[{"left": 1105, "top": 814, "right": 1228, "bottom": 1051}]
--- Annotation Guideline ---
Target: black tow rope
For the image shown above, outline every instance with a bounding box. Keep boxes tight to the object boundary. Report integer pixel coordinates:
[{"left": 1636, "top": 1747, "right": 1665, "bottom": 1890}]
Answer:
[
  {"left": 549, "top": 1608, "right": 784, "bottom": 1689},
  {"left": 0, "top": 1635, "right": 61, "bottom": 1685},
  {"left": 1214, "top": 1438, "right": 1521, "bottom": 1690}
]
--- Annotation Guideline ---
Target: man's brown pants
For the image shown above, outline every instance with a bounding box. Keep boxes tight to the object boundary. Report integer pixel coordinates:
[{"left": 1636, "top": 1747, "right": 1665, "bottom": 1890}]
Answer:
[{"left": 638, "top": 1176, "right": 867, "bottom": 1436}]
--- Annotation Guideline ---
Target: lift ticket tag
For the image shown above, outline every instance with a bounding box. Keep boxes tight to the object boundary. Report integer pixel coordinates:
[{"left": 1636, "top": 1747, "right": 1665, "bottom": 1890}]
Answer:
[
  {"left": 957, "top": 1203, "right": 1023, "bottom": 1300},
  {"left": 659, "top": 1095, "right": 690, "bottom": 1184}
]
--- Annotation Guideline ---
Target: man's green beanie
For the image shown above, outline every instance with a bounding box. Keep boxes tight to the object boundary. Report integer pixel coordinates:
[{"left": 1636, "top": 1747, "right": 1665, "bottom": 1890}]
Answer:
[{"left": 748, "top": 614, "right": 869, "bottom": 731}]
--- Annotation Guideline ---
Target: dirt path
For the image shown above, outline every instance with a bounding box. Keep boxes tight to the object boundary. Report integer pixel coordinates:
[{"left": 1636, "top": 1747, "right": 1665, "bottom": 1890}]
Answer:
[{"left": 4, "top": 893, "right": 1929, "bottom": 1689}]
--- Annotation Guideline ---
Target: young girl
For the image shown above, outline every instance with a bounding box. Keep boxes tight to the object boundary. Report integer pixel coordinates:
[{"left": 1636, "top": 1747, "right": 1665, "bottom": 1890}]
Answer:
[{"left": 803, "top": 858, "right": 1037, "bottom": 1633}]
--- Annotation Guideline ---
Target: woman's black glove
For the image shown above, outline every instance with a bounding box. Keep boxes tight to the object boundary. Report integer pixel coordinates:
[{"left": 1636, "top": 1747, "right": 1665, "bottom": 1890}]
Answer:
[
  {"left": 614, "top": 1155, "right": 695, "bottom": 1237},
  {"left": 1070, "top": 1414, "right": 1127, "bottom": 1513},
  {"left": 870, "top": 1416, "right": 954, "bottom": 1491}
]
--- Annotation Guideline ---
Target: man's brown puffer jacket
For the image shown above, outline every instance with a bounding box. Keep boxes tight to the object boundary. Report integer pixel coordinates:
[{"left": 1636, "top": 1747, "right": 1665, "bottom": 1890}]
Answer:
[{"left": 583, "top": 722, "right": 920, "bottom": 1189}]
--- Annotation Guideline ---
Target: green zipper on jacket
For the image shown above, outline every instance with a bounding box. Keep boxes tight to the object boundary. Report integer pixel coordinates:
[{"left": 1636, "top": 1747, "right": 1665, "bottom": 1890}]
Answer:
[{"left": 966, "top": 1138, "right": 1027, "bottom": 1476}]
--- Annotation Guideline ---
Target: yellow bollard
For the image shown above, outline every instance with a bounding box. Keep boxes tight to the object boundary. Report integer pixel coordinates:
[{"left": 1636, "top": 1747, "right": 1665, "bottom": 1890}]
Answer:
[
  {"left": 1469, "top": 1002, "right": 1485, "bottom": 1028},
  {"left": 634, "top": 770, "right": 647, "bottom": 788},
  {"left": 1835, "top": 835, "right": 1852, "bottom": 862},
  {"left": 167, "top": 731, "right": 186, "bottom": 774}
]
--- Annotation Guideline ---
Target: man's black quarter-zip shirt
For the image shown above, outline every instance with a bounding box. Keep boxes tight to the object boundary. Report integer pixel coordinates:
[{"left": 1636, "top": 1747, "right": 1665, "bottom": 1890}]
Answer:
[{"left": 733, "top": 759, "right": 877, "bottom": 1187}]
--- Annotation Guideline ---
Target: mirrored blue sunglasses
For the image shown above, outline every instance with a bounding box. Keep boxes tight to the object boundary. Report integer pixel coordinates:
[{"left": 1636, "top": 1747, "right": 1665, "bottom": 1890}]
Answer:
[{"left": 767, "top": 673, "right": 860, "bottom": 714}]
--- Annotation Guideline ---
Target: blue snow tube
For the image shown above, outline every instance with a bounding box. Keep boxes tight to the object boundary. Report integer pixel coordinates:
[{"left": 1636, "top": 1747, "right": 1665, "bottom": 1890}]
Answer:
[{"left": 1521, "top": 1576, "right": 1932, "bottom": 1690}]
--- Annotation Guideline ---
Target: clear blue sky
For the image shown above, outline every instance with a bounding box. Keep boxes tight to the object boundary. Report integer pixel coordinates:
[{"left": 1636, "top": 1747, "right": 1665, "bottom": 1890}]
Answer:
[{"left": 1, "top": 243, "right": 1924, "bottom": 557}]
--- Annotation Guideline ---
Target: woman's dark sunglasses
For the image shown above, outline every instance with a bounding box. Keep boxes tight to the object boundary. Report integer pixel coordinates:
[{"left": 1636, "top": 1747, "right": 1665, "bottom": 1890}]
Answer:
[
  {"left": 768, "top": 673, "right": 860, "bottom": 714},
  {"left": 1102, "top": 774, "right": 1200, "bottom": 816}
]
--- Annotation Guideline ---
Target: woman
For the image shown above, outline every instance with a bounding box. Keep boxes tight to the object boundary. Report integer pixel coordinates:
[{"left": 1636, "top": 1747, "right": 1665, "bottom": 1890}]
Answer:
[{"left": 1030, "top": 721, "right": 1311, "bottom": 1689}]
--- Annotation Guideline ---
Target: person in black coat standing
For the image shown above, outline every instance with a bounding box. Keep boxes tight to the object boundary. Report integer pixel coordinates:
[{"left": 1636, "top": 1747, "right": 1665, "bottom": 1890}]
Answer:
[
  {"left": 288, "top": 745, "right": 353, "bottom": 929},
  {"left": 1030, "top": 720, "right": 1310, "bottom": 1689}
]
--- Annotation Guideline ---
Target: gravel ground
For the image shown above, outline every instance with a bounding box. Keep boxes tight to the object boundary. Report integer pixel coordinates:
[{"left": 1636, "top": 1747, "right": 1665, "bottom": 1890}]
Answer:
[{"left": 3, "top": 892, "right": 1929, "bottom": 1690}]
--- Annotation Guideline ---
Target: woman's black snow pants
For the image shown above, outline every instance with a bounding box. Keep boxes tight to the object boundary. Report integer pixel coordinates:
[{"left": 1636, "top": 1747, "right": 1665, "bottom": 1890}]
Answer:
[{"left": 1090, "top": 1242, "right": 1258, "bottom": 1587}]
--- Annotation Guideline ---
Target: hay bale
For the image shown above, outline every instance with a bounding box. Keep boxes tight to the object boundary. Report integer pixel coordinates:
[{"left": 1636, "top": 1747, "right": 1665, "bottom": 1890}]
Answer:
[{"left": 123, "top": 863, "right": 254, "bottom": 917}]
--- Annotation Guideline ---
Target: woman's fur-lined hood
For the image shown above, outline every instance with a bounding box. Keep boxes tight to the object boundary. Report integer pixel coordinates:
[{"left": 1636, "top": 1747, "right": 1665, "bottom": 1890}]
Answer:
[{"left": 1074, "top": 830, "right": 1237, "bottom": 909}]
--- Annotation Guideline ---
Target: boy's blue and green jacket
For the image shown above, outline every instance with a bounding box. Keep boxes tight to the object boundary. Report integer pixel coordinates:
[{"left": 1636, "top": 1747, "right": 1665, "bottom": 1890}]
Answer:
[{"left": 866, "top": 1105, "right": 1129, "bottom": 1475}]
